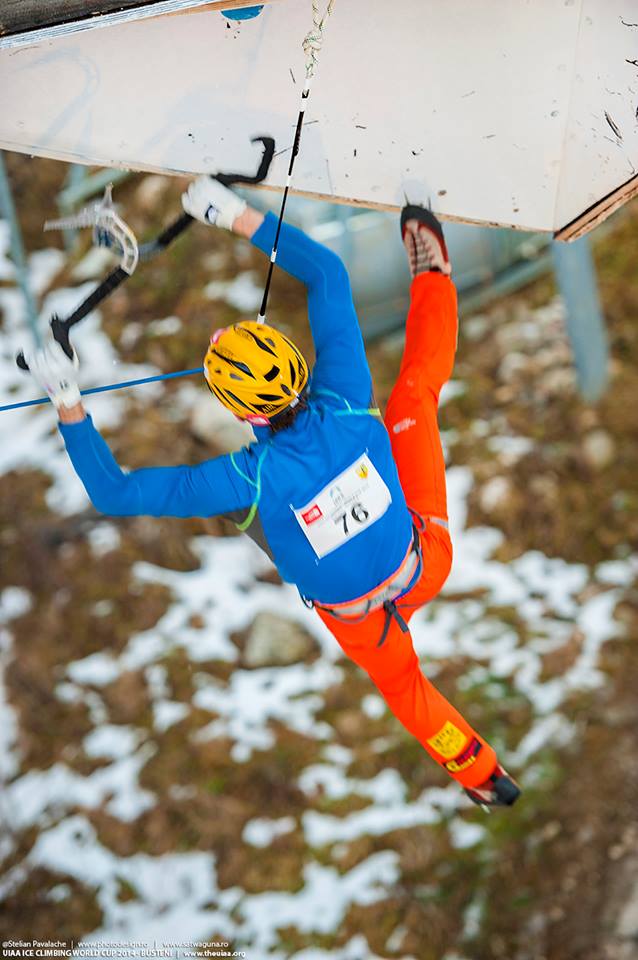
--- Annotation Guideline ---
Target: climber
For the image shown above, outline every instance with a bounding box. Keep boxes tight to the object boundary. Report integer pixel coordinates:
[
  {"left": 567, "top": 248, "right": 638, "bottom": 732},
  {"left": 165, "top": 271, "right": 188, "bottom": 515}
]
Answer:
[{"left": 25, "top": 178, "right": 520, "bottom": 807}]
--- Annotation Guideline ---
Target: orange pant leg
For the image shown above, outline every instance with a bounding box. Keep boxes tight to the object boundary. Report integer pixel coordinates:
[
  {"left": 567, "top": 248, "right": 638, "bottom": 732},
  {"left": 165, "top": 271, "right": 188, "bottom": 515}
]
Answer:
[
  {"left": 317, "top": 272, "right": 497, "bottom": 790},
  {"left": 316, "top": 599, "right": 496, "bottom": 789},
  {"left": 385, "top": 271, "right": 459, "bottom": 607},
  {"left": 384, "top": 271, "right": 458, "bottom": 522}
]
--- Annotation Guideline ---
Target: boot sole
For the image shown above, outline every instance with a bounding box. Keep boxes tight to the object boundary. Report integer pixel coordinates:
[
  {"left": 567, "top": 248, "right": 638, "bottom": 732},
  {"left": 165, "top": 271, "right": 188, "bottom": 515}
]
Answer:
[{"left": 400, "top": 204, "right": 445, "bottom": 242}]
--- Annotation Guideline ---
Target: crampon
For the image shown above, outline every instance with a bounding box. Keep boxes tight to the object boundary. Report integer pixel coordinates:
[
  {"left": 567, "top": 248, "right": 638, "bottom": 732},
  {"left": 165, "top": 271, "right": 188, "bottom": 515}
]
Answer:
[{"left": 464, "top": 764, "right": 521, "bottom": 808}]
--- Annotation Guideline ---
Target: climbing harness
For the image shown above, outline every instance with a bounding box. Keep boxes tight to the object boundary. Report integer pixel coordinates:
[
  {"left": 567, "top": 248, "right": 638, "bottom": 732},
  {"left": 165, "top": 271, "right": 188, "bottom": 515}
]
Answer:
[
  {"left": 257, "top": 0, "right": 336, "bottom": 324},
  {"left": 312, "top": 502, "right": 450, "bottom": 647},
  {"left": 316, "top": 525, "right": 423, "bottom": 622},
  {"left": 317, "top": 526, "right": 426, "bottom": 649}
]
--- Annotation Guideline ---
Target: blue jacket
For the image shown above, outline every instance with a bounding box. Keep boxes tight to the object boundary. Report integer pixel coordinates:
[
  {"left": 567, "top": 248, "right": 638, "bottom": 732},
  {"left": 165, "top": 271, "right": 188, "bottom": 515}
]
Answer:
[{"left": 60, "top": 213, "right": 413, "bottom": 604}]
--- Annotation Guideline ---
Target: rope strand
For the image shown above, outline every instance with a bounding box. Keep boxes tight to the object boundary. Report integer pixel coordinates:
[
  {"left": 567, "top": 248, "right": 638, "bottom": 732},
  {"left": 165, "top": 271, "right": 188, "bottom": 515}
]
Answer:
[
  {"left": 303, "top": 0, "right": 335, "bottom": 81},
  {"left": 0, "top": 367, "right": 203, "bottom": 414}
]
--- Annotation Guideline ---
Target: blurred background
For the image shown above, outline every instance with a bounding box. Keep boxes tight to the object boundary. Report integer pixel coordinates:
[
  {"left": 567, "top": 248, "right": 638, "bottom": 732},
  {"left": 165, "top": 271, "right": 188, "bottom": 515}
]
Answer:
[{"left": 0, "top": 152, "right": 637, "bottom": 960}]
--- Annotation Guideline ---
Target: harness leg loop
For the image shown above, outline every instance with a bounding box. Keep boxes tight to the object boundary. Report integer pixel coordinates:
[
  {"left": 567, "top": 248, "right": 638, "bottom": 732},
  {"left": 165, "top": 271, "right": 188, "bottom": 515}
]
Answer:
[{"left": 377, "top": 599, "right": 410, "bottom": 647}]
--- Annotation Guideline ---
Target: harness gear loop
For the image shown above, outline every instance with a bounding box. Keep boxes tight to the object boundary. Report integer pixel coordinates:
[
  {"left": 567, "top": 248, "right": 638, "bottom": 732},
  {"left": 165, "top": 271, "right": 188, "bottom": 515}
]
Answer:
[{"left": 316, "top": 522, "right": 424, "bottom": 647}]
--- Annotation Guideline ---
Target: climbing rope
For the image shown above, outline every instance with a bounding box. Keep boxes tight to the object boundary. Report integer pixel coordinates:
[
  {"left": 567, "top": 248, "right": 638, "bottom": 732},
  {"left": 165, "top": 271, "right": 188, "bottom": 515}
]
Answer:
[
  {"left": 257, "top": 0, "right": 336, "bottom": 323},
  {"left": 0, "top": 368, "right": 203, "bottom": 414},
  {"left": 302, "top": 0, "right": 336, "bottom": 82}
]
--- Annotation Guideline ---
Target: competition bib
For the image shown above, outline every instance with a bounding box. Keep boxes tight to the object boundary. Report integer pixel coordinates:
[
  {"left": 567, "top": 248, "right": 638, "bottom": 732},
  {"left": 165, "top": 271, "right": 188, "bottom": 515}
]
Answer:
[{"left": 292, "top": 453, "right": 392, "bottom": 558}]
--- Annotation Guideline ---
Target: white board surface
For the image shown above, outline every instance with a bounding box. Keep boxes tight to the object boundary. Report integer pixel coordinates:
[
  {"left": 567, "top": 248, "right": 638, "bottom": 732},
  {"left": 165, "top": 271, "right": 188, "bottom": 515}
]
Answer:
[{"left": 0, "top": 0, "right": 636, "bottom": 233}]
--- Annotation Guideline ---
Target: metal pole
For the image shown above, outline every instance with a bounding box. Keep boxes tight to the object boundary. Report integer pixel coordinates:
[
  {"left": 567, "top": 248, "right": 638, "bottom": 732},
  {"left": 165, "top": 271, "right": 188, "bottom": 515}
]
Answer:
[
  {"left": 551, "top": 236, "right": 609, "bottom": 403},
  {"left": 58, "top": 163, "right": 87, "bottom": 250},
  {"left": 0, "top": 151, "right": 40, "bottom": 346},
  {"left": 57, "top": 166, "right": 130, "bottom": 215}
]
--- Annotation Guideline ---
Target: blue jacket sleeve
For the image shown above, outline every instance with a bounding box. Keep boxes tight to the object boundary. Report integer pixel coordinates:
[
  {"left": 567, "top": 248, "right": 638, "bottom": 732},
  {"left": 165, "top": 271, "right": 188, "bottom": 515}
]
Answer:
[
  {"left": 59, "top": 415, "right": 253, "bottom": 518},
  {"left": 251, "top": 212, "right": 373, "bottom": 405}
]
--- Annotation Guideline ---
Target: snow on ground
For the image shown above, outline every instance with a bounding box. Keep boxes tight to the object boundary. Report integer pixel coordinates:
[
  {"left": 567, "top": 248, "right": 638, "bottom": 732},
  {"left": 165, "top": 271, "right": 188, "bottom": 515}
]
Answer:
[
  {"left": 192, "top": 659, "right": 339, "bottom": 760},
  {"left": 5, "top": 746, "right": 157, "bottom": 831},
  {"left": 237, "top": 853, "right": 401, "bottom": 952},
  {"left": 0, "top": 232, "right": 634, "bottom": 954},
  {"left": 3, "top": 805, "right": 403, "bottom": 958},
  {"left": 204, "top": 271, "right": 264, "bottom": 312},
  {"left": 6, "top": 843, "right": 398, "bottom": 960},
  {"left": 303, "top": 787, "right": 460, "bottom": 847}
]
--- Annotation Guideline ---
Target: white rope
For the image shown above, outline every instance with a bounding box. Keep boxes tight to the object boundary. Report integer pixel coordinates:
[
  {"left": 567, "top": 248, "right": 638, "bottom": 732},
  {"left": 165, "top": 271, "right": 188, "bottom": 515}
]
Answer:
[
  {"left": 302, "top": 0, "right": 335, "bottom": 83},
  {"left": 257, "top": 0, "right": 336, "bottom": 324}
]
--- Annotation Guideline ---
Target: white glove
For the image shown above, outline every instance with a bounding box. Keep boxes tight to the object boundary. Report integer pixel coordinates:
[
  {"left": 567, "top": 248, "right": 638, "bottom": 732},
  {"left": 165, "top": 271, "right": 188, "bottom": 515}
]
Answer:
[
  {"left": 23, "top": 339, "right": 81, "bottom": 410},
  {"left": 181, "top": 176, "right": 247, "bottom": 230}
]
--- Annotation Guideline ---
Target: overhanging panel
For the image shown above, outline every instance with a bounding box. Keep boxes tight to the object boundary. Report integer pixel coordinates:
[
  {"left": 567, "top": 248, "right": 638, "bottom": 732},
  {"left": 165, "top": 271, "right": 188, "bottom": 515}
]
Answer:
[{"left": 0, "top": 0, "right": 636, "bottom": 234}]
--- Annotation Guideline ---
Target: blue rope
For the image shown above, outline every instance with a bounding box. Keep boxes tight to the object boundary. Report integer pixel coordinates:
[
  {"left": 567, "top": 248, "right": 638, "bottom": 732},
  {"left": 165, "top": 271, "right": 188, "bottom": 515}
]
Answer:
[{"left": 0, "top": 367, "right": 203, "bottom": 413}]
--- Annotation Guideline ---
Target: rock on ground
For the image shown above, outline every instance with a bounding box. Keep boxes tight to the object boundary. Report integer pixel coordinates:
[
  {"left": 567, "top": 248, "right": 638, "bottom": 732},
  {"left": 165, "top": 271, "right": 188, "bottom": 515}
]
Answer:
[{"left": 242, "top": 612, "right": 319, "bottom": 668}]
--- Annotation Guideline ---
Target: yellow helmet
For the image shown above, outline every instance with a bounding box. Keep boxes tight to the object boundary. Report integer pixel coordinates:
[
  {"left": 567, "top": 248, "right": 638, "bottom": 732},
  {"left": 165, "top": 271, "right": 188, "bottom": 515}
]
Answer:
[{"left": 204, "top": 321, "right": 309, "bottom": 424}]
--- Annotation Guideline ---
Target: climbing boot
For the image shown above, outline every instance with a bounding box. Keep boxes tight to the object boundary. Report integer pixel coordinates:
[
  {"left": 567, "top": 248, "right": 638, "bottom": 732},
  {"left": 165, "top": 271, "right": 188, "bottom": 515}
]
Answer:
[
  {"left": 464, "top": 763, "right": 521, "bottom": 808},
  {"left": 401, "top": 205, "right": 451, "bottom": 278}
]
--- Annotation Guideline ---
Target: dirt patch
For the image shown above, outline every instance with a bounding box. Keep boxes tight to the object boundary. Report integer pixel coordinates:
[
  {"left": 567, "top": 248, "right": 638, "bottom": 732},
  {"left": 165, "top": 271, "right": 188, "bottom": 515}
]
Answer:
[{"left": 0, "top": 866, "right": 102, "bottom": 942}]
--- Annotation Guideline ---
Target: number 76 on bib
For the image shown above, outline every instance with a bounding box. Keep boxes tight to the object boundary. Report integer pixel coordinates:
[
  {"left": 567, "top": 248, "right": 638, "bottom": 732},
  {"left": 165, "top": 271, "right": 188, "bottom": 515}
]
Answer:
[{"left": 293, "top": 454, "right": 392, "bottom": 558}]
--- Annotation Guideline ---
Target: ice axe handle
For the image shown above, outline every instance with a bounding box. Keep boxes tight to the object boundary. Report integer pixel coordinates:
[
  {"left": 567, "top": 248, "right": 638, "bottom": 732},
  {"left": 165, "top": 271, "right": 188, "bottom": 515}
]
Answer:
[
  {"left": 215, "top": 135, "right": 275, "bottom": 187},
  {"left": 154, "top": 211, "right": 193, "bottom": 250},
  {"left": 15, "top": 266, "right": 129, "bottom": 371},
  {"left": 149, "top": 135, "right": 276, "bottom": 253},
  {"left": 15, "top": 314, "right": 78, "bottom": 370},
  {"left": 50, "top": 313, "right": 78, "bottom": 361}
]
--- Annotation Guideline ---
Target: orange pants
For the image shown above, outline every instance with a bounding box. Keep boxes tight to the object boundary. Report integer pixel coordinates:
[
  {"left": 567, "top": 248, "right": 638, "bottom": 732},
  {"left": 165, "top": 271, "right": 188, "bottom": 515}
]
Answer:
[{"left": 316, "top": 273, "right": 497, "bottom": 789}]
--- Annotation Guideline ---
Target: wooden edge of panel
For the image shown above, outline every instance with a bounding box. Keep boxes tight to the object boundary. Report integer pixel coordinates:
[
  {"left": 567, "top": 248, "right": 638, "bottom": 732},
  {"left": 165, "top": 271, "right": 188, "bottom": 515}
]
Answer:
[
  {"left": 0, "top": 142, "right": 551, "bottom": 234},
  {"left": 554, "top": 173, "right": 638, "bottom": 242},
  {"left": 162, "top": 0, "right": 284, "bottom": 19},
  {"left": 255, "top": 182, "right": 546, "bottom": 233},
  {"left": 0, "top": 0, "right": 285, "bottom": 47}
]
